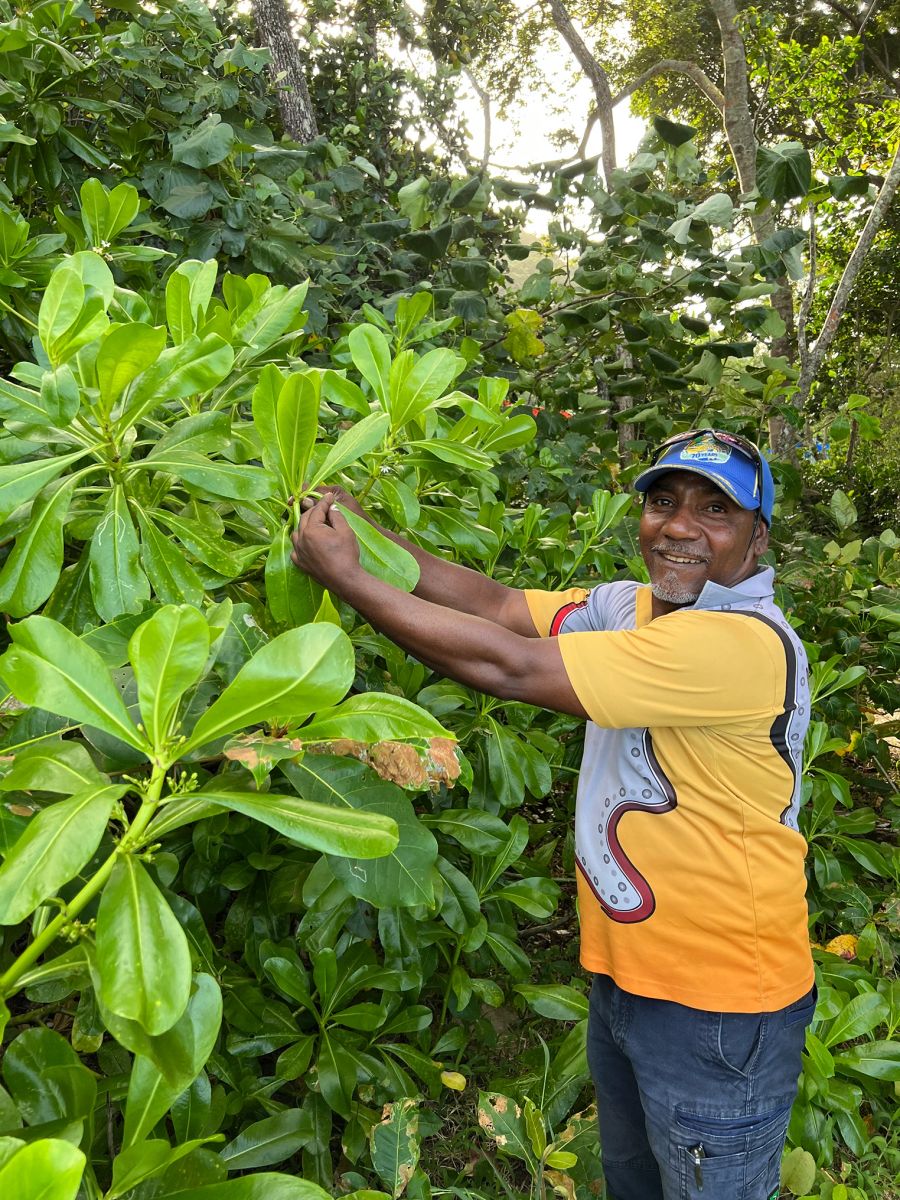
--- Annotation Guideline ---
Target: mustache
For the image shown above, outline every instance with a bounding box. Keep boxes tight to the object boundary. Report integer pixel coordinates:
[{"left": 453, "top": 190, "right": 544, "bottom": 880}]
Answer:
[{"left": 651, "top": 542, "right": 710, "bottom": 562}]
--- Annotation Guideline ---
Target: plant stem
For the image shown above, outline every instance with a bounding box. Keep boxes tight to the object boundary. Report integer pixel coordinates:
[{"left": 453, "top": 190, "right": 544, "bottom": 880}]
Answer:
[{"left": 0, "top": 765, "right": 167, "bottom": 997}]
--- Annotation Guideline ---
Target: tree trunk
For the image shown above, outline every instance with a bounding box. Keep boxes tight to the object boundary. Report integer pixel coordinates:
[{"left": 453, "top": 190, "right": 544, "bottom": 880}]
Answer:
[
  {"left": 251, "top": 0, "right": 318, "bottom": 143},
  {"left": 546, "top": 0, "right": 617, "bottom": 184}
]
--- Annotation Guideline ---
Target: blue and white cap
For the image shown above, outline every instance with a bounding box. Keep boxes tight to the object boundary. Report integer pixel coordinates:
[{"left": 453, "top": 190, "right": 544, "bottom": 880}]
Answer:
[{"left": 634, "top": 432, "right": 774, "bottom": 523}]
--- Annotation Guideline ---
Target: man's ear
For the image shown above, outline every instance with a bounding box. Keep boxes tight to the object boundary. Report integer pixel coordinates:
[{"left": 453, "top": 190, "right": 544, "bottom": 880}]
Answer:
[{"left": 752, "top": 518, "right": 770, "bottom": 560}]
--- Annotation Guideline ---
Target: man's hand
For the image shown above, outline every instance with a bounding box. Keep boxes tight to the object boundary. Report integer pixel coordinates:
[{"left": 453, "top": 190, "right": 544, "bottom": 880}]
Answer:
[
  {"left": 300, "top": 485, "right": 366, "bottom": 520},
  {"left": 290, "top": 497, "right": 360, "bottom": 591}
]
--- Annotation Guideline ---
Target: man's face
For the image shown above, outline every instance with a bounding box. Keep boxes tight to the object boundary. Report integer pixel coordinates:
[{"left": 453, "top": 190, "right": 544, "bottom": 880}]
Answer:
[{"left": 639, "top": 471, "right": 769, "bottom": 616}]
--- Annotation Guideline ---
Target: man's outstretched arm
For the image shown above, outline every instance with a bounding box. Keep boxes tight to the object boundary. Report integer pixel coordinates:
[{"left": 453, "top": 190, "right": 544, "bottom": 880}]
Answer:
[
  {"left": 291, "top": 498, "right": 587, "bottom": 718},
  {"left": 304, "top": 487, "right": 538, "bottom": 636}
]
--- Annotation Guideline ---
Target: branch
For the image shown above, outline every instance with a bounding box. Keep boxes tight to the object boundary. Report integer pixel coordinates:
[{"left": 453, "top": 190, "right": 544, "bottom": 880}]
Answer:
[
  {"left": 796, "top": 203, "right": 816, "bottom": 370},
  {"left": 612, "top": 60, "right": 725, "bottom": 112},
  {"left": 546, "top": 0, "right": 616, "bottom": 182},
  {"left": 464, "top": 68, "right": 492, "bottom": 174},
  {"left": 796, "top": 137, "right": 900, "bottom": 406}
]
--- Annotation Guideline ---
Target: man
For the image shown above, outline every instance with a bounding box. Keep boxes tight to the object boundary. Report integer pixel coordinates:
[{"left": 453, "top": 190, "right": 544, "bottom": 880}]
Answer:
[{"left": 291, "top": 429, "right": 816, "bottom": 1200}]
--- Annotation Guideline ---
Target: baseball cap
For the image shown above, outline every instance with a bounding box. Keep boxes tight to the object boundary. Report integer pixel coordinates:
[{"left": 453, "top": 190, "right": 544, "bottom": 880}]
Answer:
[{"left": 633, "top": 430, "right": 774, "bottom": 523}]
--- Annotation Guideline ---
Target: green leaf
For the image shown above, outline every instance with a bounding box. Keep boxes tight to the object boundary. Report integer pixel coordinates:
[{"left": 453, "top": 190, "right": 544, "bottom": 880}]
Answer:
[
  {"left": 129, "top": 606, "right": 210, "bottom": 751},
  {"left": 0, "top": 1138, "right": 85, "bottom": 1200},
  {"left": 122, "top": 973, "right": 222, "bottom": 1146},
  {"left": 96, "top": 856, "right": 192, "bottom": 1035},
  {"left": 221, "top": 1109, "right": 312, "bottom": 1170},
  {"left": 96, "top": 323, "right": 167, "bottom": 409},
  {"left": 81, "top": 179, "right": 140, "bottom": 244},
  {"left": 825, "top": 988, "right": 888, "bottom": 1046},
  {"left": 195, "top": 790, "right": 398, "bottom": 858},
  {"left": 756, "top": 142, "right": 812, "bottom": 201},
  {"left": 477, "top": 1093, "right": 534, "bottom": 1164},
  {"left": 136, "top": 451, "right": 275, "bottom": 501},
  {"left": 172, "top": 114, "right": 235, "bottom": 168},
  {"left": 391, "top": 349, "right": 464, "bottom": 429},
  {"left": 308, "top": 412, "right": 390, "bottom": 490},
  {"left": 325, "top": 786, "right": 438, "bottom": 907},
  {"left": 0, "top": 450, "right": 88, "bottom": 524},
  {"left": 514, "top": 984, "right": 589, "bottom": 1021},
  {"left": 336, "top": 504, "right": 419, "bottom": 591},
  {"left": 181, "top": 623, "right": 355, "bottom": 754},
  {"left": 828, "top": 174, "right": 870, "bottom": 200},
  {"left": 265, "top": 525, "right": 323, "bottom": 627},
  {"left": 830, "top": 488, "right": 857, "bottom": 530},
  {"left": 109, "top": 1138, "right": 217, "bottom": 1199},
  {"left": 166, "top": 259, "right": 218, "bottom": 344},
  {"left": 0, "top": 783, "right": 126, "bottom": 925},
  {"left": 89, "top": 485, "right": 151, "bottom": 620},
  {"left": 370, "top": 1097, "right": 420, "bottom": 1197},
  {"left": 159, "top": 1175, "right": 330, "bottom": 1199},
  {"left": 275, "top": 373, "right": 318, "bottom": 495},
  {"left": 298, "top": 693, "right": 449, "bottom": 743},
  {"left": 0, "top": 477, "right": 76, "bottom": 616},
  {"left": 0, "top": 739, "right": 107, "bottom": 794},
  {"left": 134, "top": 506, "right": 204, "bottom": 607},
  {"left": 118, "top": 334, "right": 234, "bottom": 431},
  {"left": 653, "top": 115, "right": 697, "bottom": 146},
  {"left": 0, "top": 616, "right": 148, "bottom": 751},
  {"left": 3, "top": 1027, "right": 96, "bottom": 1124},
  {"left": 832, "top": 1039, "right": 900, "bottom": 1080},
  {"left": 38, "top": 365, "right": 81, "bottom": 426},
  {"left": 348, "top": 325, "right": 391, "bottom": 411}
]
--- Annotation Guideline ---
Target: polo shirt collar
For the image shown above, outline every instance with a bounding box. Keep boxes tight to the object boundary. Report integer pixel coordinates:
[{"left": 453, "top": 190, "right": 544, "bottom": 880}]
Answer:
[{"left": 689, "top": 565, "right": 775, "bottom": 611}]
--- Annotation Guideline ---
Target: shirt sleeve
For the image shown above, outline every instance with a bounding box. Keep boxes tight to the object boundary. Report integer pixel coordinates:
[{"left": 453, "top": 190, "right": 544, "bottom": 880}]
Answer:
[
  {"left": 524, "top": 588, "right": 590, "bottom": 637},
  {"left": 556, "top": 611, "right": 788, "bottom": 728}
]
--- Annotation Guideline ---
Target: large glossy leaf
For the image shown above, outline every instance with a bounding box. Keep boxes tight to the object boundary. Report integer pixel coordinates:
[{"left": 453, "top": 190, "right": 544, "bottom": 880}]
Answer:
[
  {"left": 122, "top": 974, "right": 222, "bottom": 1146},
  {"left": 391, "top": 348, "right": 464, "bottom": 429},
  {"left": 477, "top": 1092, "right": 533, "bottom": 1164},
  {"left": 336, "top": 505, "right": 419, "bottom": 591},
  {"left": 0, "top": 450, "right": 88, "bottom": 524},
  {"left": 275, "top": 372, "right": 318, "bottom": 496},
  {"left": 0, "top": 477, "right": 76, "bottom": 616},
  {"left": 109, "top": 1138, "right": 217, "bottom": 1199},
  {"left": 0, "top": 739, "right": 107, "bottom": 794},
  {"left": 0, "top": 1137, "right": 85, "bottom": 1200},
  {"left": 756, "top": 141, "right": 812, "bottom": 201},
  {"left": 832, "top": 1040, "right": 900, "bottom": 1080},
  {"left": 2, "top": 1027, "right": 97, "bottom": 1124},
  {"left": 370, "top": 1097, "right": 420, "bottom": 1197},
  {"left": 0, "top": 616, "right": 149, "bottom": 751},
  {"left": 134, "top": 506, "right": 204, "bottom": 607},
  {"left": 298, "top": 693, "right": 449, "bottom": 743},
  {"left": 96, "top": 856, "right": 192, "bottom": 1035},
  {"left": 181, "top": 623, "right": 354, "bottom": 754},
  {"left": 134, "top": 451, "right": 275, "bottom": 501},
  {"left": 265, "top": 526, "right": 323, "bottom": 628},
  {"left": 0, "top": 782, "right": 126, "bottom": 925},
  {"left": 307, "top": 411, "right": 390, "bottom": 490},
  {"left": 117, "top": 334, "right": 234, "bottom": 431},
  {"left": 165, "top": 259, "right": 218, "bottom": 344},
  {"left": 196, "top": 790, "right": 398, "bottom": 857},
  {"left": 822, "top": 992, "right": 888, "bottom": 1048},
  {"left": 221, "top": 1109, "right": 313, "bottom": 1170},
  {"left": 128, "top": 606, "right": 210, "bottom": 750},
  {"left": 95, "top": 323, "right": 167, "bottom": 409},
  {"left": 89, "top": 486, "right": 151, "bottom": 621},
  {"left": 348, "top": 324, "right": 391, "bottom": 411},
  {"left": 514, "top": 984, "right": 589, "bottom": 1021}
]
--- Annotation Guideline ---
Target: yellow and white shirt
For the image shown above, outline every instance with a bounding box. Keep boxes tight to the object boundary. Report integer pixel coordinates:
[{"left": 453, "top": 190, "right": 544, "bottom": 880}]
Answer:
[{"left": 525, "top": 568, "right": 813, "bottom": 1013}]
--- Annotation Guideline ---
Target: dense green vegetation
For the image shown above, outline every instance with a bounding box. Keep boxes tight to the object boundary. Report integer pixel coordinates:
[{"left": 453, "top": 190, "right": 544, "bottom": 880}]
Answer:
[{"left": 0, "top": 2, "right": 896, "bottom": 1199}]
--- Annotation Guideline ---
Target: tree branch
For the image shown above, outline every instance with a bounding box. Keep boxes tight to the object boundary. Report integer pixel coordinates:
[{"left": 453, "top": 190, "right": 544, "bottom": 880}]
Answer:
[
  {"left": 612, "top": 60, "right": 725, "bottom": 112},
  {"left": 464, "top": 68, "right": 492, "bottom": 174},
  {"left": 796, "top": 138, "right": 900, "bottom": 408},
  {"left": 796, "top": 203, "right": 816, "bottom": 369},
  {"left": 546, "top": 0, "right": 616, "bottom": 182}
]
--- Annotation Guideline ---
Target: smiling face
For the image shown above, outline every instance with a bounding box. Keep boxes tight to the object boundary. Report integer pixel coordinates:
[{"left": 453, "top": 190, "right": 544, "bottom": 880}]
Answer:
[{"left": 639, "top": 471, "right": 769, "bottom": 618}]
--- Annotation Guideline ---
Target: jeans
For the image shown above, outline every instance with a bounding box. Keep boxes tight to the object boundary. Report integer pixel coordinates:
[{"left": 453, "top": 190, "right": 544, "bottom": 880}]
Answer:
[{"left": 587, "top": 974, "right": 816, "bottom": 1200}]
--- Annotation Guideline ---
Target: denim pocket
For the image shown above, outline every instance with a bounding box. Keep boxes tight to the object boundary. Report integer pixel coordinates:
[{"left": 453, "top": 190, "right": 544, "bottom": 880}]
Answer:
[
  {"left": 674, "top": 1104, "right": 791, "bottom": 1200},
  {"left": 708, "top": 1010, "right": 766, "bottom": 1078},
  {"left": 783, "top": 984, "right": 817, "bottom": 1027}
]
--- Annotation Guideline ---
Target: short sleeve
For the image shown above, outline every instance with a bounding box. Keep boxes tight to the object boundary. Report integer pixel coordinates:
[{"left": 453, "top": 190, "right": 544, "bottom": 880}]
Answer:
[
  {"left": 556, "top": 611, "right": 787, "bottom": 728},
  {"left": 524, "top": 588, "right": 590, "bottom": 637}
]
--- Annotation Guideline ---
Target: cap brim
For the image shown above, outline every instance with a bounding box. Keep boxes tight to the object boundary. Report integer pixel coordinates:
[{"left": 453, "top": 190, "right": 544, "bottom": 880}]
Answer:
[{"left": 633, "top": 463, "right": 761, "bottom": 511}]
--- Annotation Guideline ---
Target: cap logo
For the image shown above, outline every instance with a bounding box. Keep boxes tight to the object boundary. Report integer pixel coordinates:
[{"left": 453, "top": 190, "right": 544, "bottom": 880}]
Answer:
[{"left": 678, "top": 433, "right": 731, "bottom": 464}]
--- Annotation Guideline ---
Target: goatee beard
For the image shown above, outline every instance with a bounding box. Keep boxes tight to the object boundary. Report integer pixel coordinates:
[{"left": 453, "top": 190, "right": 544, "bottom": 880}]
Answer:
[{"left": 651, "top": 576, "right": 701, "bottom": 605}]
